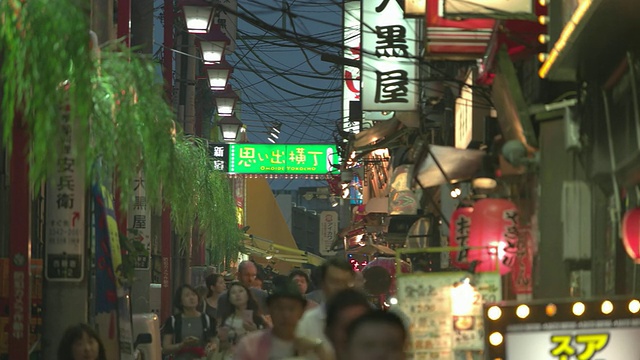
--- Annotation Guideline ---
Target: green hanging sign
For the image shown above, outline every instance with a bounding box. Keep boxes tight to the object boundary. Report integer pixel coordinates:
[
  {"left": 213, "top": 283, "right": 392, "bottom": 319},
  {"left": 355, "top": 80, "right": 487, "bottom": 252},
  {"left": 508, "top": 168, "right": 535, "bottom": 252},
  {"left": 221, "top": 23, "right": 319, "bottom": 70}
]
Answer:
[{"left": 226, "top": 144, "right": 340, "bottom": 175}]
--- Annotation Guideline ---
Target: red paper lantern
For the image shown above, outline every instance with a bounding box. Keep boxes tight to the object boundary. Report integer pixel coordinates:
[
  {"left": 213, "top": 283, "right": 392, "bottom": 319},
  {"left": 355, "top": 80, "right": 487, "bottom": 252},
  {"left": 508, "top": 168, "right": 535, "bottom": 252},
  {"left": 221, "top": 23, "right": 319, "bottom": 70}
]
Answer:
[
  {"left": 449, "top": 206, "right": 474, "bottom": 270},
  {"left": 622, "top": 208, "right": 640, "bottom": 262},
  {"left": 467, "top": 198, "right": 519, "bottom": 275}
]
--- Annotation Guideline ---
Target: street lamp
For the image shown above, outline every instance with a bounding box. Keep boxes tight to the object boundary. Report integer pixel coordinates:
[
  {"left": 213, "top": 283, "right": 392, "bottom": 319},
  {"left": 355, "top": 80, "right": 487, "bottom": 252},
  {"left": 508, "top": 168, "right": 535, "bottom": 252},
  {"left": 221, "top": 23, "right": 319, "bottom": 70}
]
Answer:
[
  {"left": 214, "top": 85, "right": 239, "bottom": 116},
  {"left": 178, "top": 0, "right": 215, "bottom": 34},
  {"left": 218, "top": 115, "right": 244, "bottom": 142},
  {"left": 196, "top": 25, "right": 229, "bottom": 64},
  {"left": 204, "top": 60, "right": 233, "bottom": 91}
]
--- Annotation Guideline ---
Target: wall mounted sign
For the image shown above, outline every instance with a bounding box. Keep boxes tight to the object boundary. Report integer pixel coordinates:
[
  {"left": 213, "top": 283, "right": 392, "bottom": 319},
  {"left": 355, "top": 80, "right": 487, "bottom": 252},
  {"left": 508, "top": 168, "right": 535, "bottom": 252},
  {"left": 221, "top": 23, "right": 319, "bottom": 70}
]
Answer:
[
  {"left": 227, "top": 144, "right": 340, "bottom": 175},
  {"left": 454, "top": 71, "right": 474, "bottom": 149},
  {"left": 208, "top": 143, "right": 230, "bottom": 172},
  {"left": 127, "top": 171, "right": 151, "bottom": 269},
  {"left": 361, "top": 0, "right": 418, "bottom": 111},
  {"left": 319, "top": 211, "right": 339, "bottom": 256}
]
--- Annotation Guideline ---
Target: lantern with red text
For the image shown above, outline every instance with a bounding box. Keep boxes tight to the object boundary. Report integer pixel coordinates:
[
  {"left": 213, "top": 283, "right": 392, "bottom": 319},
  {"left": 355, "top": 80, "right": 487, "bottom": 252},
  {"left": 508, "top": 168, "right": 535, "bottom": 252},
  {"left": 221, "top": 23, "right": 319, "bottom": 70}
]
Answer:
[
  {"left": 622, "top": 208, "right": 640, "bottom": 263},
  {"left": 467, "top": 199, "right": 519, "bottom": 275},
  {"left": 449, "top": 206, "right": 473, "bottom": 270}
]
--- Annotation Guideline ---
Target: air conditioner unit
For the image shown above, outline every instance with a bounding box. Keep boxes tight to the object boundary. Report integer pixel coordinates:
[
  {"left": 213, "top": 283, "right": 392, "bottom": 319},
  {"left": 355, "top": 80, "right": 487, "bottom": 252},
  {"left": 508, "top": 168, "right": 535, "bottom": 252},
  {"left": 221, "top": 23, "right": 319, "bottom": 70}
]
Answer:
[{"left": 561, "top": 181, "right": 591, "bottom": 260}]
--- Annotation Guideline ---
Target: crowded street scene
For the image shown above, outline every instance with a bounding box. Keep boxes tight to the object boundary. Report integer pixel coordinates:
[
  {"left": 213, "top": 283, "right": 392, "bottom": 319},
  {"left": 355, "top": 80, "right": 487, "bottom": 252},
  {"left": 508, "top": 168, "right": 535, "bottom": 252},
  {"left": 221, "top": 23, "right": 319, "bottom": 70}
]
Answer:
[{"left": 2, "top": 0, "right": 640, "bottom": 359}]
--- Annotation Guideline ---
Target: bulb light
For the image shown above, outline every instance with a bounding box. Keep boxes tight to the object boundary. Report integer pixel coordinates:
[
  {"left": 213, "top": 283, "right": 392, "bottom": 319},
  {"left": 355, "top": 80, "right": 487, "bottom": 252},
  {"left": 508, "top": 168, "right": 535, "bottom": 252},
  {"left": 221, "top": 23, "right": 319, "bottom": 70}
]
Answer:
[
  {"left": 629, "top": 300, "right": 640, "bottom": 314},
  {"left": 572, "top": 302, "right": 586, "bottom": 316},
  {"left": 487, "top": 306, "right": 502, "bottom": 321},
  {"left": 545, "top": 303, "right": 557, "bottom": 317},
  {"left": 489, "top": 332, "right": 503, "bottom": 346},
  {"left": 601, "top": 300, "right": 613, "bottom": 315},
  {"left": 516, "top": 304, "right": 530, "bottom": 319}
]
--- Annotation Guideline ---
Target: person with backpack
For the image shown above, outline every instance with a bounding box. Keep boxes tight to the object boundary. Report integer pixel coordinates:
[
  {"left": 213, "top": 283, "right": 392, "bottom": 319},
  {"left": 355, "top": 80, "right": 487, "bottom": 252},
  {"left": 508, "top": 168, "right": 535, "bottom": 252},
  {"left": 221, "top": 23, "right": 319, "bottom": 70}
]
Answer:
[{"left": 163, "top": 284, "right": 218, "bottom": 360}]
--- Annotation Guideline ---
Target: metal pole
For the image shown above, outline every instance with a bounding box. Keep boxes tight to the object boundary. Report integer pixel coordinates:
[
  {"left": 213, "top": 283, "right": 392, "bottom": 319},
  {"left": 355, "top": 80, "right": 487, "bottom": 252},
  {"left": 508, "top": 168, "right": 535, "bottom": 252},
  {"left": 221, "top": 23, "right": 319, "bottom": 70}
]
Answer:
[
  {"left": 8, "top": 114, "right": 31, "bottom": 360},
  {"left": 161, "top": 0, "right": 175, "bottom": 324}
]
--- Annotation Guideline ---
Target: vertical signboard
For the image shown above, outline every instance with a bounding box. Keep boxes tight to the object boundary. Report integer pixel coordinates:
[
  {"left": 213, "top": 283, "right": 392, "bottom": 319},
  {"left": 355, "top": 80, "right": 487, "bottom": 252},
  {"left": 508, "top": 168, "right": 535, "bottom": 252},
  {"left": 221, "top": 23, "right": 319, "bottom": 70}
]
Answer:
[
  {"left": 233, "top": 176, "right": 245, "bottom": 226},
  {"left": 343, "top": 1, "right": 361, "bottom": 133},
  {"left": 455, "top": 71, "right": 474, "bottom": 149},
  {"left": 213, "top": 0, "right": 237, "bottom": 53},
  {"left": 319, "top": 211, "right": 339, "bottom": 256},
  {"left": 511, "top": 225, "right": 534, "bottom": 294},
  {"left": 128, "top": 171, "right": 151, "bottom": 269},
  {"left": 209, "top": 143, "right": 230, "bottom": 172},
  {"left": 45, "top": 114, "right": 86, "bottom": 281},
  {"left": 361, "top": 0, "right": 418, "bottom": 111}
]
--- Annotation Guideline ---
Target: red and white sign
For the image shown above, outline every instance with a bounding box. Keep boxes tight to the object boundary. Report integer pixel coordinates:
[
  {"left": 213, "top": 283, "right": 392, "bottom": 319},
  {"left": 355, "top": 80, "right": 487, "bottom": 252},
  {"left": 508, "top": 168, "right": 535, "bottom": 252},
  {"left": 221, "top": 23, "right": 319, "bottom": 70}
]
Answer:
[
  {"left": 343, "top": 1, "right": 361, "bottom": 133},
  {"left": 319, "top": 211, "right": 339, "bottom": 256},
  {"left": 622, "top": 208, "right": 640, "bottom": 262},
  {"left": 426, "top": 0, "right": 495, "bottom": 58},
  {"left": 449, "top": 206, "right": 473, "bottom": 270}
]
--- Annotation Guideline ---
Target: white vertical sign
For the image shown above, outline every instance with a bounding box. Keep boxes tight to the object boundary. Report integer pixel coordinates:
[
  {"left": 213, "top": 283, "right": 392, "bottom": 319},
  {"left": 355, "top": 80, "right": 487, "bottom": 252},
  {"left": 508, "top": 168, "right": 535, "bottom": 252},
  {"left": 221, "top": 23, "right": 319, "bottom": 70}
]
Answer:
[
  {"left": 128, "top": 171, "right": 151, "bottom": 269},
  {"left": 213, "top": 0, "right": 238, "bottom": 53},
  {"left": 319, "top": 211, "right": 339, "bottom": 256},
  {"left": 362, "top": 0, "right": 419, "bottom": 111},
  {"left": 454, "top": 71, "right": 473, "bottom": 149},
  {"left": 45, "top": 114, "right": 85, "bottom": 281},
  {"left": 343, "top": 1, "right": 361, "bottom": 133}
]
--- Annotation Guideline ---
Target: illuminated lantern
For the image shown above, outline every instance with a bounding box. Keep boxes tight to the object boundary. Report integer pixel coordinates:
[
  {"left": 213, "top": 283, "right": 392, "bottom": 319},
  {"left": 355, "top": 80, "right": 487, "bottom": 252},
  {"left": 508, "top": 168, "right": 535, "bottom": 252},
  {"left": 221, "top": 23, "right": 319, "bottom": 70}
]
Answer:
[
  {"left": 449, "top": 206, "right": 474, "bottom": 270},
  {"left": 622, "top": 208, "right": 640, "bottom": 262},
  {"left": 467, "top": 199, "right": 518, "bottom": 275}
]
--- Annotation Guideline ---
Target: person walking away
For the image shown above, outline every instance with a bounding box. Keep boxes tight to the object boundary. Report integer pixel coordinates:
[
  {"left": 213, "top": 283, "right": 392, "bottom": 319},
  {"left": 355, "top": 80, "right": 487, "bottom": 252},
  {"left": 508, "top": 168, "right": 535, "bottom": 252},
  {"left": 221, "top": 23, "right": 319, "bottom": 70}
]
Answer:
[
  {"left": 234, "top": 281, "right": 332, "bottom": 360},
  {"left": 162, "top": 284, "right": 218, "bottom": 360},
  {"left": 57, "top": 323, "right": 107, "bottom": 360},
  {"left": 217, "top": 282, "right": 269, "bottom": 359}
]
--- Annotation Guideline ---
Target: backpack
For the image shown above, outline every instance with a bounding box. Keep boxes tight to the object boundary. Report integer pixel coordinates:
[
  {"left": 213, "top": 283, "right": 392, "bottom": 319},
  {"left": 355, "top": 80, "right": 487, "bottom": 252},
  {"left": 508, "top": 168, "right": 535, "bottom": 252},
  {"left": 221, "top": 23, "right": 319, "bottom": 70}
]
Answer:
[{"left": 169, "top": 313, "right": 213, "bottom": 343}]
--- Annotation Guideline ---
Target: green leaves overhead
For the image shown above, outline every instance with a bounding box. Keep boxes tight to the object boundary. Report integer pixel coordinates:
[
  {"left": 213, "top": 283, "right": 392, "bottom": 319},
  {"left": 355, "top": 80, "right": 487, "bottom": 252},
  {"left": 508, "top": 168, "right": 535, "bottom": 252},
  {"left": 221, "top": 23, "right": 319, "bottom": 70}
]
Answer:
[{"left": 0, "top": 0, "right": 242, "bottom": 261}]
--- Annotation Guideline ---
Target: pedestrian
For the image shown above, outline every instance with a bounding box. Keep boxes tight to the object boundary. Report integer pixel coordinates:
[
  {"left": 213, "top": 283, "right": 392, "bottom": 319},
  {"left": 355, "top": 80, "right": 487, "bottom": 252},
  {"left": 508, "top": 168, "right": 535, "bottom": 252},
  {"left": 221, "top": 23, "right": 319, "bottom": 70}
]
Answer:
[
  {"left": 217, "top": 282, "right": 269, "bottom": 359},
  {"left": 57, "top": 323, "right": 107, "bottom": 360},
  {"left": 204, "top": 273, "right": 227, "bottom": 321},
  {"left": 288, "top": 269, "right": 318, "bottom": 311},
  {"left": 162, "top": 284, "right": 218, "bottom": 360},
  {"left": 218, "top": 261, "right": 269, "bottom": 317},
  {"left": 324, "top": 288, "right": 373, "bottom": 360},
  {"left": 296, "top": 258, "right": 355, "bottom": 345},
  {"left": 233, "top": 281, "right": 332, "bottom": 360},
  {"left": 345, "top": 310, "right": 407, "bottom": 360}
]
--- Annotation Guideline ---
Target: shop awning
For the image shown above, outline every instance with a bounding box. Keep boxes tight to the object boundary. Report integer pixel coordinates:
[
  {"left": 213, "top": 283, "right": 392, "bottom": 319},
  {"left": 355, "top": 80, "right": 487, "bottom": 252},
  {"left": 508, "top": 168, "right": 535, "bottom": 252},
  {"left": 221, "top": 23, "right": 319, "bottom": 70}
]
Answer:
[
  {"left": 414, "top": 145, "right": 485, "bottom": 188},
  {"left": 351, "top": 119, "right": 411, "bottom": 151},
  {"left": 242, "top": 235, "right": 325, "bottom": 266}
]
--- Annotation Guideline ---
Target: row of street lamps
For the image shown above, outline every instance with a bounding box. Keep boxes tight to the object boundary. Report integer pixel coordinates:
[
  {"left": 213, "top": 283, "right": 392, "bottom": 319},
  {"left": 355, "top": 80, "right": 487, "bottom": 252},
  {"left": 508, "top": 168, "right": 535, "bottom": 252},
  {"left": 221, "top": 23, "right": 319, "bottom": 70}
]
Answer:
[{"left": 178, "top": 0, "right": 244, "bottom": 142}]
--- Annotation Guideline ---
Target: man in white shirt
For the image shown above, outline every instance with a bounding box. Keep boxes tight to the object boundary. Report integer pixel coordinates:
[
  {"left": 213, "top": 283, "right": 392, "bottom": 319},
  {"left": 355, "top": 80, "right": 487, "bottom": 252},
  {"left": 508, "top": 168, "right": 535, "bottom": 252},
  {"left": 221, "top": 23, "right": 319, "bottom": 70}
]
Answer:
[{"left": 295, "top": 258, "right": 355, "bottom": 348}]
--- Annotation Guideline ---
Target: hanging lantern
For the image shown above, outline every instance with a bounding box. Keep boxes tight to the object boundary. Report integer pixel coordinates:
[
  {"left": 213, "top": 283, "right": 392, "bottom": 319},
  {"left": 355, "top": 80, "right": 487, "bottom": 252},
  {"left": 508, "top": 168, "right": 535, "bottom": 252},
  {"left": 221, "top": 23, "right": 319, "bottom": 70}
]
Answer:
[
  {"left": 467, "top": 198, "right": 519, "bottom": 275},
  {"left": 214, "top": 85, "right": 239, "bottom": 116},
  {"left": 204, "top": 60, "right": 233, "bottom": 91},
  {"left": 196, "top": 25, "right": 230, "bottom": 64},
  {"left": 622, "top": 208, "right": 640, "bottom": 262},
  {"left": 449, "top": 206, "right": 473, "bottom": 270},
  {"left": 178, "top": 0, "right": 215, "bottom": 34}
]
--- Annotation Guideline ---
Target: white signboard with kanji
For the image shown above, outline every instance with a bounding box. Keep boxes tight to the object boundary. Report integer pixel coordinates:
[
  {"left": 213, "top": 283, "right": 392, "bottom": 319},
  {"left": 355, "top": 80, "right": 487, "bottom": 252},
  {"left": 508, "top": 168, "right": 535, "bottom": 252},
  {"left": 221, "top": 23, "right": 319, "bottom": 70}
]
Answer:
[
  {"left": 361, "top": 0, "right": 419, "bottom": 111},
  {"left": 319, "top": 211, "right": 339, "bottom": 256},
  {"left": 127, "top": 171, "right": 151, "bottom": 269},
  {"left": 45, "top": 114, "right": 86, "bottom": 281}
]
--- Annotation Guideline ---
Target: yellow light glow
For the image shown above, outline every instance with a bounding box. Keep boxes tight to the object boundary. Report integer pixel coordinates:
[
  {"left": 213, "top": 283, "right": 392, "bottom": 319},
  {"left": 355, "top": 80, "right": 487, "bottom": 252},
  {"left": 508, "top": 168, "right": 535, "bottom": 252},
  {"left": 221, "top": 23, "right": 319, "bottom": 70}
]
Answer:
[
  {"left": 538, "top": 34, "right": 550, "bottom": 44},
  {"left": 538, "top": 15, "right": 549, "bottom": 25},
  {"left": 629, "top": 300, "right": 640, "bottom": 314},
  {"left": 538, "top": 53, "right": 549, "bottom": 63},
  {"left": 572, "top": 302, "right": 586, "bottom": 316},
  {"left": 601, "top": 300, "right": 613, "bottom": 315},
  {"left": 538, "top": 0, "right": 548, "bottom": 6},
  {"left": 538, "top": 0, "right": 593, "bottom": 78},
  {"left": 516, "top": 304, "right": 530, "bottom": 319},
  {"left": 489, "top": 332, "right": 503, "bottom": 346},
  {"left": 487, "top": 306, "right": 502, "bottom": 321},
  {"left": 546, "top": 303, "right": 557, "bottom": 317},
  {"left": 451, "top": 281, "right": 475, "bottom": 316}
]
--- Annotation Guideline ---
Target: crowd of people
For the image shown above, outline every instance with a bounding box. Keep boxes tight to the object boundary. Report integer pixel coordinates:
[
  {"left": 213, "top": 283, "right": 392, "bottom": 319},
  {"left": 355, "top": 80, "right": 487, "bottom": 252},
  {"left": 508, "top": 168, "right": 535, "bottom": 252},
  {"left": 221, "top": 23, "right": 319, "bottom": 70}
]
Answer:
[{"left": 56, "top": 257, "right": 407, "bottom": 360}]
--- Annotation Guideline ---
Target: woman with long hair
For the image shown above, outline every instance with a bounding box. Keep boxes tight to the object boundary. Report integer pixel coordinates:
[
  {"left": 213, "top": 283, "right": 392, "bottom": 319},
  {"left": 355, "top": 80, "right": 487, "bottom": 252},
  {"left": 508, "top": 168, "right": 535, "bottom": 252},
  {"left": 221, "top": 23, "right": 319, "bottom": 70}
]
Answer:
[
  {"left": 204, "top": 273, "right": 226, "bottom": 320},
  {"left": 57, "top": 323, "right": 107, "bottom": 360},
  {"left": 217, "top": 281, "right": 268, "bottom": 359},
  {"left": 162, "top": 284, "right": 218, "bottom": 360}
]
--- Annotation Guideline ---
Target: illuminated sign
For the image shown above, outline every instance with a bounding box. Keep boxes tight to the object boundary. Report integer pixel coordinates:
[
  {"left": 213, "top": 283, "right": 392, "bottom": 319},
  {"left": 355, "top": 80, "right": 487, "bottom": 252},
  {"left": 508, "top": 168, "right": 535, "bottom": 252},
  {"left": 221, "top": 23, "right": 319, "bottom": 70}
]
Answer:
[
  {"left": 361, "top": 0, "right": 418, "bottom": 111},
  {"left": 454, "top": 71, "right": 473, "bottom": 149},
  {"left": 343, "top": 1, "right": 361, "bottom": 133},
  {"left": 228, "top": 144, "right": 340, "bottom": 175},
  {"left": 484, "top": 299, "right": 640, "bottom": 359}
]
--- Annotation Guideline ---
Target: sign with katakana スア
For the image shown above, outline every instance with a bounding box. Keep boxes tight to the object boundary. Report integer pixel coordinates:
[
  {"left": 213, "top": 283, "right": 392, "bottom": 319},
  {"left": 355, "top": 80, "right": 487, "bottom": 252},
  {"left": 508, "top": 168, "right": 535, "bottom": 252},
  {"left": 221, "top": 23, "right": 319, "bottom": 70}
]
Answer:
[
  {"left": 228, "top": 144, "right": 340, "bottom": 175},
  {"left": 45, "top": 113, "right": 85, "bottom": 282},
  {"left": 361, "top": 0, "right": 418, "bottom": 111}
]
